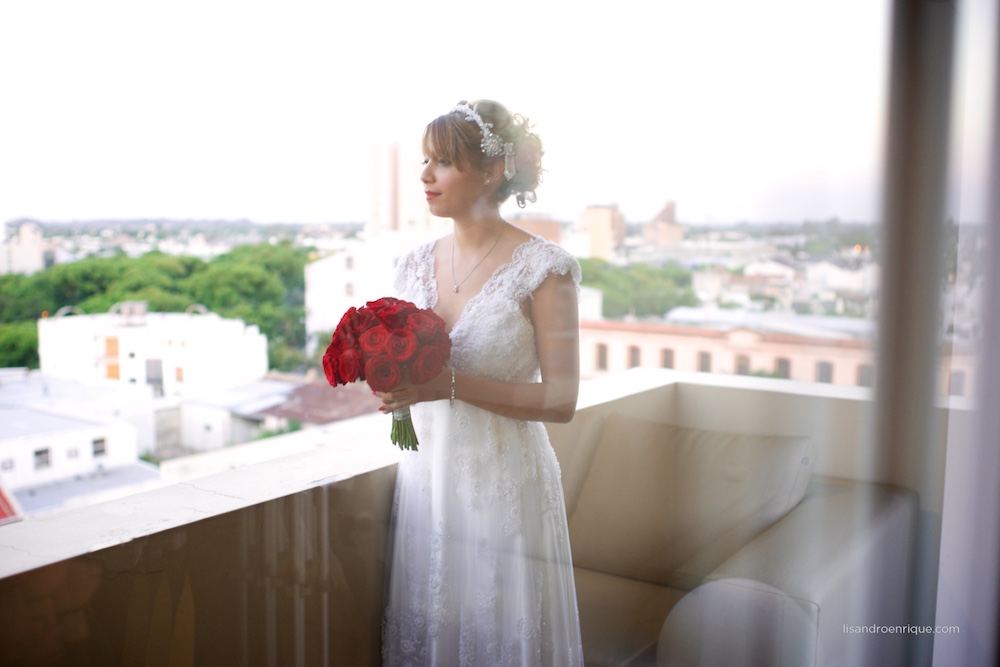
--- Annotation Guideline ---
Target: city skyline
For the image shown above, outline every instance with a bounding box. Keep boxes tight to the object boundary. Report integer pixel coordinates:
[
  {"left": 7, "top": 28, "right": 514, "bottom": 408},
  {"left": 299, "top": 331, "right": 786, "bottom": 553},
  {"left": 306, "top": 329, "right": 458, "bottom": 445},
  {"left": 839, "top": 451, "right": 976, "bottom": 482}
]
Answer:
[{"left": 2, "top": 0, "right": 990, "bottom": 227}]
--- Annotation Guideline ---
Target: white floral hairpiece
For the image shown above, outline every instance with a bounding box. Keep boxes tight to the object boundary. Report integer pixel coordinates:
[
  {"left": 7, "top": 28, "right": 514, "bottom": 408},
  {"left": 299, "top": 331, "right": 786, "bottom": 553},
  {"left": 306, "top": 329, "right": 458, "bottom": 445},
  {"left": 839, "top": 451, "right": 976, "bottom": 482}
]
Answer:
[{"left": 451, "top": 102, "right": 516, "bottom": 180}]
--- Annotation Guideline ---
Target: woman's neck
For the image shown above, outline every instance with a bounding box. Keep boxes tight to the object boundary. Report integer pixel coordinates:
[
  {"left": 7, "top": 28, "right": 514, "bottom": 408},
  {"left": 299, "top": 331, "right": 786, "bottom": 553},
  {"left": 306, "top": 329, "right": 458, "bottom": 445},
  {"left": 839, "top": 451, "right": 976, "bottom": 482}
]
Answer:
[{"left": 452, "top": 210, "right": 506, "bottom": 250}]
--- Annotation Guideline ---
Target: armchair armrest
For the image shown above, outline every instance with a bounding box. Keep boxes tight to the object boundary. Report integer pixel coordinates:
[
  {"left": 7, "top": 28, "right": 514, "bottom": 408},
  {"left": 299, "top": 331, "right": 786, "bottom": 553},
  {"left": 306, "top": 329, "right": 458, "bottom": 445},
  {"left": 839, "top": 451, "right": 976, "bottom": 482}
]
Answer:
[{"left": 658, "top": 477, "right": 918, "bottom": 667}]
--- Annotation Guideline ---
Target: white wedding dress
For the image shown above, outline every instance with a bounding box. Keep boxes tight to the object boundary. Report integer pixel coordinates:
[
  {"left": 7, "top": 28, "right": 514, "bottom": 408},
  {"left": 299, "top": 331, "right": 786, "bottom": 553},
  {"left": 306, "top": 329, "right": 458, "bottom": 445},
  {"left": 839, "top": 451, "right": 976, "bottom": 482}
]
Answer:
[{"left": 382, "top": 236, "right": 584, "bottom": 667}]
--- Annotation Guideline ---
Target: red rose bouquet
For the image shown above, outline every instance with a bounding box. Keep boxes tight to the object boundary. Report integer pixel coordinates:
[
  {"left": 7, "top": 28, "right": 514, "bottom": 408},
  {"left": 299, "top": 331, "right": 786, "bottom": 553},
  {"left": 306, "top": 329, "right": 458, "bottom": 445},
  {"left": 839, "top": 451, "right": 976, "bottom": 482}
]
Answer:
[{"left": 322, "top": 297, "right": 451, "bottom": 450}]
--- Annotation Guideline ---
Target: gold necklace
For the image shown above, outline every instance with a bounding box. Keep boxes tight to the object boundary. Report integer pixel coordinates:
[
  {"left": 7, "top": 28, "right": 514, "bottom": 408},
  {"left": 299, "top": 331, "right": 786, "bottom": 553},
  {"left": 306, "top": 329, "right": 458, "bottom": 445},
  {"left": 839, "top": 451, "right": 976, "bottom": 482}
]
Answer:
[{"left": 451, "top": 222, "right": 505, "bottom": 293}]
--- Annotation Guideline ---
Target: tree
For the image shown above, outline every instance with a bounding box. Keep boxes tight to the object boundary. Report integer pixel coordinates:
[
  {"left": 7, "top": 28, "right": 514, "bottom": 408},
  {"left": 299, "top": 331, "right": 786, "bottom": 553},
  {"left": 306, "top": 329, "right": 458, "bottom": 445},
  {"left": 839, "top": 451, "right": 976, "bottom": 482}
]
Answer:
[
  {"left": 2, "top": 241, "right": 313, "bottom": 372},
  {"left": 578, "top": 258, "right": 699, "bottom": 318},
  {"left": 0, "top": 321, "right": 39, "bottom": 368},
  {"left": 0, "top": 274, "right": 52, "bottom": 323},
  {"left": 183, "top": 264, "right": 284, "bottom": 311}
]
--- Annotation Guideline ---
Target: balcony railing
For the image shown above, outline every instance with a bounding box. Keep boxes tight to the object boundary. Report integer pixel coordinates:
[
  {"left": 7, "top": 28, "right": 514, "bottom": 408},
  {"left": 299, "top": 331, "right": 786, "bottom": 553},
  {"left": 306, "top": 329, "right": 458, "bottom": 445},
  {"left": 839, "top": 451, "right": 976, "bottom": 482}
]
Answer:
[{"left": 0, "top": 370, "right": 972, "bottom": 665}]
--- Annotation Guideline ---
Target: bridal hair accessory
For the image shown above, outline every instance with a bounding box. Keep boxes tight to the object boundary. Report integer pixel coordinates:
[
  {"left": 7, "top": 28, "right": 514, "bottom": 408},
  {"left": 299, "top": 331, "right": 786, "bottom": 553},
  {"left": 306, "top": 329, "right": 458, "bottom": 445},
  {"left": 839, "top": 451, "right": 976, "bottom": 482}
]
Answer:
[{"left": 451, "top": 102, "right": 516, "bottom": 180}]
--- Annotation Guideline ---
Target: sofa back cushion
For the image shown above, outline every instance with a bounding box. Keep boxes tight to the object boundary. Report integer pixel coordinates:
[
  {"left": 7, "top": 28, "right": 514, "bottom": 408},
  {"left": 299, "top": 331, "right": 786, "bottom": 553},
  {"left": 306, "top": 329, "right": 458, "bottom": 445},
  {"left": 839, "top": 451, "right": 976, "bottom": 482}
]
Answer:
[{"left": 567, "top": 413, "right": 815, "bottom": 587}]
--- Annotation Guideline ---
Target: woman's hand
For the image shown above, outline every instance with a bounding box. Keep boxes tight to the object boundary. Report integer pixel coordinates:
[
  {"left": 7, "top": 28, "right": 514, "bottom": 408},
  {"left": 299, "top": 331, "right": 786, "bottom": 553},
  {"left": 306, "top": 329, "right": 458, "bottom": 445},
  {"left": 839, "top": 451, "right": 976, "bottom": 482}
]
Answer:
[{"left": 375, "top": 368, "right": 451, "bottom": 412}]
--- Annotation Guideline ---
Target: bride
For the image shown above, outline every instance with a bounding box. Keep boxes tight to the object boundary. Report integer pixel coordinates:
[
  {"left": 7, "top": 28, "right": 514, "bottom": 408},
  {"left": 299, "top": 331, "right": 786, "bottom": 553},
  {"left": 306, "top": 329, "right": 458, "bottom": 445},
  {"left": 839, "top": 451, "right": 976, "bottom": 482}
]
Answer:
[{"left": 376, "top": 99, "right": 584, "bottom": 666}]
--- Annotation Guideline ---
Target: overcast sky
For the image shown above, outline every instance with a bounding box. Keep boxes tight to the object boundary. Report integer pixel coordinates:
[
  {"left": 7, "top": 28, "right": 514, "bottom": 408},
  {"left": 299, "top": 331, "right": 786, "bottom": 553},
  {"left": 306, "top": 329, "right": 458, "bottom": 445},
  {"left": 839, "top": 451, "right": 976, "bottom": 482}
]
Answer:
[{"left": 0, "top": 0, "right": 992, "bottom": 226}]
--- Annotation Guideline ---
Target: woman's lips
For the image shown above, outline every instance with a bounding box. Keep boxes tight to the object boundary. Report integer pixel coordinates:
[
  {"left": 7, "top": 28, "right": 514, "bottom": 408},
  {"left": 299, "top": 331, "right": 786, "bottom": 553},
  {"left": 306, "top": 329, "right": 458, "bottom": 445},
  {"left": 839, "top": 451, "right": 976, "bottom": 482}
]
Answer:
[{"left": 425, "top": 191, "right": 440, "bottom": 200}]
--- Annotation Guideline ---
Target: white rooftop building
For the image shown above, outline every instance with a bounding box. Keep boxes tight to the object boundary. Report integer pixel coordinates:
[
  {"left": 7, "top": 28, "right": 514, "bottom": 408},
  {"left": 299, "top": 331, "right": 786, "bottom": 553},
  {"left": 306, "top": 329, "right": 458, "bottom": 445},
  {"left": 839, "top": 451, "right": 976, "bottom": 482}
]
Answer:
[
  {"left": 180, "top": 378, "right": 300, "bottom": 452},
  {"left": 0, "top": 367, "right": 157, "bottom": 452},
  {"left": 37, "top": 302, "right": 268, "bottom": 399},
  {"left": 304, "top": 234, "right": 435, "bottom": 356},
  {"left": 0, "top": 370, "right": 160, "bottom": 516}
]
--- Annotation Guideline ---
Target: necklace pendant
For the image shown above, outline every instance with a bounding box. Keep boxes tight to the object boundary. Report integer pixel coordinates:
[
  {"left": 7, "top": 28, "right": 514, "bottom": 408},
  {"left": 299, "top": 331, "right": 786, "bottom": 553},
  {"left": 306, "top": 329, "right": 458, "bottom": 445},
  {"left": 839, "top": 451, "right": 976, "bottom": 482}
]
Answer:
[{"left": 452, "top": 285, "right": 459, "bottom": 293}]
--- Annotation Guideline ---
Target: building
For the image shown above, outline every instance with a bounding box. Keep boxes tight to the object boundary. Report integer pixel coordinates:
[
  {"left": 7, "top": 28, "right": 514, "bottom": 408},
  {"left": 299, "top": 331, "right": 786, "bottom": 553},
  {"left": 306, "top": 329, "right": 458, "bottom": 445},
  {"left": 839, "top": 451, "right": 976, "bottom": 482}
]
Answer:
[
  {"left": 369, "top": 141, "right": 449, "bottom": 240},
  {"left": 178, "top": 376, "right": 379, "bottom": 452},
  {"left": 643, "top": 201, "right": 684, "bottom": 249},
  {"left": 1, "top": 221, "right": 50, "bottom": 275},
  {"left": 508, "top": 213, "right": 564, "bottom": 244},
  {"left": 579, "top": 308, "right": 975, "bottom": 397},
  {"left": 0, "top": 388, "right": 159, "bottom": 515},
  {"left": 0, "top": 367, "right": 157, "bottom": 453},
  {"left": 0, "top": 406, "right": 143, "bottom": 494},
  {"left": 37, "top": 302, "right": 268, "bottom": 400},
  {"left": 578, "top": 205, "right": 626, "bottom": 260},
  {"left": 304, "top": 235, "right": 432, "bottom": 356},
  {"left": 179, "top": 378, "right": 301, "bottom": 452}
]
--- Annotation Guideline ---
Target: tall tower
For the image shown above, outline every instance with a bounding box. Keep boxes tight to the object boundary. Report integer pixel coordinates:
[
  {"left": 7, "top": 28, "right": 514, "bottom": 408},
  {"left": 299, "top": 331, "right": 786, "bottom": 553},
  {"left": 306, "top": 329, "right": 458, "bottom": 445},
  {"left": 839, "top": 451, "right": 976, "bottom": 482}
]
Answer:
[
  {"left": 369, "top": 142, "right": 447, "bottom": 239},
  {"left": 644, "top": 201, "right": 684, "bottom": 248},
  {"left": 369, "top": 142, "right": 401, "bottom": 238},
  {"left": 579, "top": 205, "right": 625, "bottom": 260}
]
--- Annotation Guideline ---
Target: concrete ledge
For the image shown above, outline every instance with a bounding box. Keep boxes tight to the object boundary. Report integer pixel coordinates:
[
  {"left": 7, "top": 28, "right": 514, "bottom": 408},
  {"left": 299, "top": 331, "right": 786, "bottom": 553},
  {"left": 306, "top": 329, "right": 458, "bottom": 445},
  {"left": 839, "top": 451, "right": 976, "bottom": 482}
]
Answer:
[{"left": 0, "top": 412, "right": 400, "bottom": 579}]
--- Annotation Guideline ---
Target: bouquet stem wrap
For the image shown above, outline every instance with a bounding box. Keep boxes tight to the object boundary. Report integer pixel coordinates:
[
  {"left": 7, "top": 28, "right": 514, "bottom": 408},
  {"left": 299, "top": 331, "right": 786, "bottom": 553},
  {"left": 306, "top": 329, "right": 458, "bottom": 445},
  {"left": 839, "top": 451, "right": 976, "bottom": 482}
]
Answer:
[{"left": 391, "top": 407, "right": 418, "bottom": 450}]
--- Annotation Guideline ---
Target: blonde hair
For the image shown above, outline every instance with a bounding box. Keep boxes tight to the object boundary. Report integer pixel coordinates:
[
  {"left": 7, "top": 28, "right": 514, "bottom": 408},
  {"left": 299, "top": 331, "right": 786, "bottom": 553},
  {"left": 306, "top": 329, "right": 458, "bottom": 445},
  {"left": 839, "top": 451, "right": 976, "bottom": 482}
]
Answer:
[{"left": 423, "top": 99, "right": 544, "bottom": 205}]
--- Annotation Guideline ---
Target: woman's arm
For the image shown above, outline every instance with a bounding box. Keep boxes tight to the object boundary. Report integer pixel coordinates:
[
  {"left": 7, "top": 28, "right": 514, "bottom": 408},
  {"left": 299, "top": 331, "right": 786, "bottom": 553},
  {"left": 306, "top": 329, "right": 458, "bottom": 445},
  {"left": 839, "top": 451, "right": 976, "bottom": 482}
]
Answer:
[{"left": 376, "top": 270, "right": 580, "bottom": 423}]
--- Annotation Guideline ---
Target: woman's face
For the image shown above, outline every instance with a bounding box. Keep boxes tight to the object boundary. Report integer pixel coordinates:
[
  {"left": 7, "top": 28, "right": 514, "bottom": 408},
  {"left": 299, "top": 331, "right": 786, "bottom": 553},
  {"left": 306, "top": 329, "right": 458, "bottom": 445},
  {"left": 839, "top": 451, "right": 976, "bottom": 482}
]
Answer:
[{"left": 420, "top": 155, "right": 491, "bottom": 219}]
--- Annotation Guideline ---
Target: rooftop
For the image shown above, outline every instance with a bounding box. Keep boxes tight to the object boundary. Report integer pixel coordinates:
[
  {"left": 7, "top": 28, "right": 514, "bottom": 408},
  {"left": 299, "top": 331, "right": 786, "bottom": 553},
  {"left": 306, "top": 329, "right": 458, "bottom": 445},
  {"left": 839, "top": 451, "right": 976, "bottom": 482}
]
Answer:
[
  {"left": 0, "top": 406, "right": 107, "bottom": 440},
  {"left": 664, "top": 306, "right": 875, "bottom": 340},
  {"left": 14, "top": 461, "right": 161, "bottom": 515}
]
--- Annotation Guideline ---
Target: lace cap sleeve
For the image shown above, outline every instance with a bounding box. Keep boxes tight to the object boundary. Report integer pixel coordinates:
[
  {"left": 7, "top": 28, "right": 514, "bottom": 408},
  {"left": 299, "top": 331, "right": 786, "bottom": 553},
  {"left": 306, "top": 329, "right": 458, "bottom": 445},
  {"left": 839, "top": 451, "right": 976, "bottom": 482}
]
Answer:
[
  {"left": 393, "top": 241, "right": 436, "bottom": 306},
  {"left": 514, "top": 237, "right": 582, "bottom": 302}
]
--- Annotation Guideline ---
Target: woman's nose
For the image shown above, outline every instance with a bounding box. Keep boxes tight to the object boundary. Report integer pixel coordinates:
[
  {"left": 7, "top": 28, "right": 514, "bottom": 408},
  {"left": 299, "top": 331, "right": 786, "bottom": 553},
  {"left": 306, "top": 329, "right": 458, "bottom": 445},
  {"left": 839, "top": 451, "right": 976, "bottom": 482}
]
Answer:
[{"left": 420, "top": 162, "right": 433, "bottom": 183}]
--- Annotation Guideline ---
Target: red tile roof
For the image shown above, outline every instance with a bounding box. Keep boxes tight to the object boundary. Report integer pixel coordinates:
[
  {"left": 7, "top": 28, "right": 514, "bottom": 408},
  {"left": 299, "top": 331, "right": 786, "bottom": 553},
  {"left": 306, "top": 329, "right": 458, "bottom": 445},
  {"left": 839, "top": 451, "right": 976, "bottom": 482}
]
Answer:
[{"left": 260, "top": 381, "right": 382, "bottom": 425}]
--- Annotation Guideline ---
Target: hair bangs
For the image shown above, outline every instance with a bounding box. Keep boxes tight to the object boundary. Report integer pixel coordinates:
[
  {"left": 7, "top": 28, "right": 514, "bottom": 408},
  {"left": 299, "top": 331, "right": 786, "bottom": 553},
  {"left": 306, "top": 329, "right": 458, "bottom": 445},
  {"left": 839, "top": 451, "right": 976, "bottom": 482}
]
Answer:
[{"left": 422, "top": 113, "right": 475, "bottom": 171}]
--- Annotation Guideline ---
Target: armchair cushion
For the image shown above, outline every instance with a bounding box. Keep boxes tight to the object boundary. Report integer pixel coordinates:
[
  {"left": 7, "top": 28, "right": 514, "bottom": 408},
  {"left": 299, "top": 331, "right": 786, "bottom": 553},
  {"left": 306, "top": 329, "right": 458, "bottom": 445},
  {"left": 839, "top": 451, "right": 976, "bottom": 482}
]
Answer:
[
  {"left": 575, "top": 567, "right": 686, "bottom": 667},
  {"left": 567, "top": 414, "right": 815, "bottom": 588}
]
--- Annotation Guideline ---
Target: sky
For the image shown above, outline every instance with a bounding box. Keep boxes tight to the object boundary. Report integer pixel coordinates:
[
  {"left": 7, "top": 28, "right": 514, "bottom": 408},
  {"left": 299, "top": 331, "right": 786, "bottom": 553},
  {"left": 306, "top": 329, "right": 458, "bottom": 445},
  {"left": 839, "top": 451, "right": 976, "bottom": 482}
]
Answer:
[{"left": 0, "top": 0, "right": 992, "bottom": 227}]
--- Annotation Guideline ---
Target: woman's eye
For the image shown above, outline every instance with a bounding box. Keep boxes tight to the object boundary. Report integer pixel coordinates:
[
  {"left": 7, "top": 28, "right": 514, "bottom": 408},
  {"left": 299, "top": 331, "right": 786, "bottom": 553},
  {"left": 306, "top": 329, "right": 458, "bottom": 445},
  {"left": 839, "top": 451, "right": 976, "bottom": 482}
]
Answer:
[{"left": 438, "top": 159, "right": 451, "bottom": 166}]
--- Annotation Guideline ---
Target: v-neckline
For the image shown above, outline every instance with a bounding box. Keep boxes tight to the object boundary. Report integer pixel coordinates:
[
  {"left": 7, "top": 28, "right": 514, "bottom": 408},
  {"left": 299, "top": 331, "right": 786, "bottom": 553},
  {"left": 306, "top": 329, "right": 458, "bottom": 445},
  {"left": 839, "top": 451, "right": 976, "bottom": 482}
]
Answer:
[{"left": 426, "top": 236, "right": 540, "bottom": 336}]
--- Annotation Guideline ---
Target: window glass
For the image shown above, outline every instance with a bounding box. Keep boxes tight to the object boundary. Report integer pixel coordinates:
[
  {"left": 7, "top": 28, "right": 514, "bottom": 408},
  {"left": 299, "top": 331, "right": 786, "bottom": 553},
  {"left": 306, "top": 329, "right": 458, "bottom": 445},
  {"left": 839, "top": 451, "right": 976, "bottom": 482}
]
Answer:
[
  {"left": 33, "top": 449, "right": 51, "bottom": 470},
  {"left": 698, "top": 352, "right": 712, "bottom": 372},
  {"left": 596, "top": 344, "right": 608, "bottom": 371},
  {"left": 816, "top": 361, "right": 833, "bottom": 383}
]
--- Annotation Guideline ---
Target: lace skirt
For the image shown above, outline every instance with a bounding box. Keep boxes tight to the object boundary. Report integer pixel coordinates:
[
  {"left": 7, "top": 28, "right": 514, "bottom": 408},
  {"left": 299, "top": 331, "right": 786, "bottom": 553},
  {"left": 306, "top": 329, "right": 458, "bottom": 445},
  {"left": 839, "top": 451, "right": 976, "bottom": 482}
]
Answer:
[{"left": 382, "top": 399, "right": 583, "bottom": 666}]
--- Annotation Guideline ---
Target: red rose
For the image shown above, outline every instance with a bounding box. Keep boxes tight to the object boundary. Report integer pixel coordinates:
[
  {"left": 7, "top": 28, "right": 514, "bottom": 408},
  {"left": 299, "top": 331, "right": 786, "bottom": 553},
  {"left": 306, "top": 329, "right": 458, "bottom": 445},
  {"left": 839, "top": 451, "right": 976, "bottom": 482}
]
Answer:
[
  {"left": 350, "top": 307, "right": 378, "bottom": 335},
  {"left": 322, "top": 352, "right": 340, "bottom": 385},
  {"left": 323, "top": 347, "right": 364, "bottom": 385},
  {"left": 368, "top": 297, "right": 416, "bottom": 331},
  {"left": 430, "top": 330, "right": 452, "bottom": 358},
  {"left": 407, "top": 311, "right": 446, "bottom": 341},
  {"left": 338, "top": 347, "right": 364, "bottom": 383},
  {"left": 336, "top": 306, "right": 359, "bottom": 333},
  {"left": 410, "top": 346, "right": 447, "bottom": 384},
  {"left": 359, "top": 325, "right": 389, "bottom": 356},
  {"left": 366, "top": 297, "right": 403, "bottom": 313},
  {"left": 365, "top": 355, "right": 403, "bottom": 392},
  {"left": 386, "top": 329, "right": 418, "bottom": 362},
  {"left": 325, "top": 327, "right": 354, "bottom": 356}
]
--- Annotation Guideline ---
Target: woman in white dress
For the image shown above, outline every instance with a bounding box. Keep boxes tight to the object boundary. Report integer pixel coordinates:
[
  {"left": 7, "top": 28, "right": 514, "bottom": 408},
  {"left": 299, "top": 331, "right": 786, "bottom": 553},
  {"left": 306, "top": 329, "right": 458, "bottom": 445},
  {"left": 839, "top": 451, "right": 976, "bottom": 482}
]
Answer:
[{"left": 376, "top": 100, "right": 584, "bottom": 666}]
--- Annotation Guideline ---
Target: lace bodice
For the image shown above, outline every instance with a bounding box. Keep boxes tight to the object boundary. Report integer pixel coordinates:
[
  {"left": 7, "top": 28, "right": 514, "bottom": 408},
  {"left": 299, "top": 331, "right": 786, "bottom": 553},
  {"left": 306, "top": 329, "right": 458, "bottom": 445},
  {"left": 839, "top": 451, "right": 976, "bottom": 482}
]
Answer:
[{"left": 393, "top": 235, "right": 581, "bottom": 383}]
